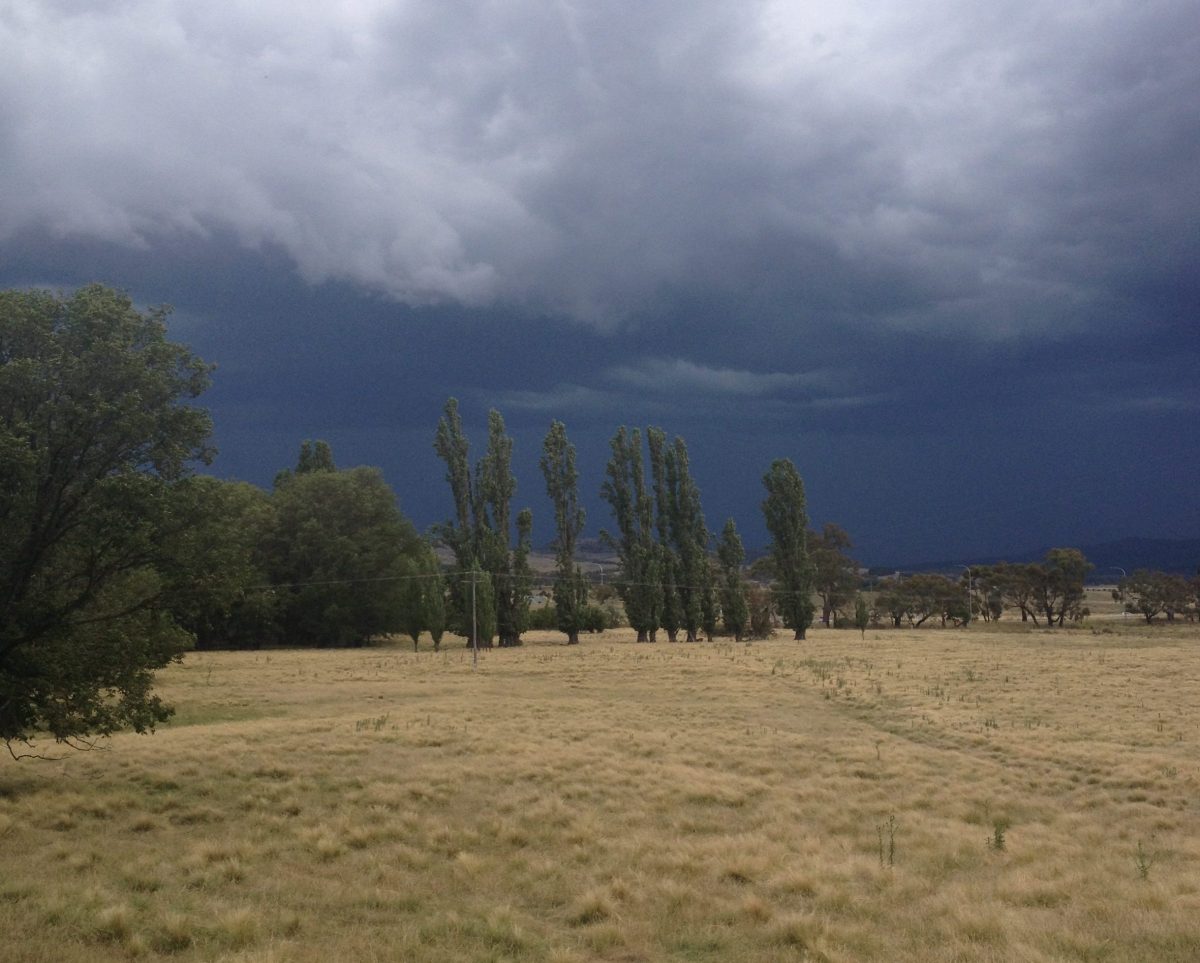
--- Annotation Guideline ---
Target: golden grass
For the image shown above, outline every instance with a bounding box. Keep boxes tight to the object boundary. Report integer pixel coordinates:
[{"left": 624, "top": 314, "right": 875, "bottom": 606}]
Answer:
[{"left": 2, "top": 622, "right": 1198, "bottom": 961}]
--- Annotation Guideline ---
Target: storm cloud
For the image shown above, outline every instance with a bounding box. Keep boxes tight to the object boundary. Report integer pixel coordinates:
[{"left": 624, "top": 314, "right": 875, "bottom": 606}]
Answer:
[
  {"left": 2, "top": 1, "right": 1198, "bottom": 560},
  {"left": 4, "top": 1, "right": 1197, "bottom": 334}
]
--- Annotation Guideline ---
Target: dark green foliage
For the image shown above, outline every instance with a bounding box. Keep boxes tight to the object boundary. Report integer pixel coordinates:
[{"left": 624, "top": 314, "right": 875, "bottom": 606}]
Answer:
[
  {"left": 398, "top": 541, "right": 446, "bottom": 650},
  {"left": 811, "top": 523, "right": 859, "bottom": 627},
  {"left": 1116, "top": 569, "right": 1192, "bottom": 623},
  {"left": 528, "top": 603, "right": 609, "bottom": 633},
  {"left": 963, "top": 565, "right": 1008, "bottom": 622},
  {"left": 432, "top": 400, "right": 532, "bottom": 648},
  {"left": 854, "top": 594, "right": 871, "bottom": 638},
  {"left": 665, "top": 437, "right": 715, "bottom": 642},
  {"left": 463, "top": 561, "right": 497, "bottom": 647},
  {"left": 508, "top": 508, "right": 534, "bottom": 643},
  {"left": 761, "top": 459, "right": 815, "bottom": 640},
  {"left": 477, "top": 412, "right": 526, "bottom": 647},
  {"left": 433, "top": 398, "right": 477, "bottom": 643},
  {"left": 716, "top": 519, "right": 749, "bottom": 640},
  {"left": 0, "top": 285, "right": 213, "bottom": 748},
  {"left": 541, "top": 421, "right": 588, "bottom": 644},
  {"left": 647, "top": 428, "right": 682, "bottom": 642},
  {"left": 273, "top": 438, "right": 336, "bottom": 487},
  {"left": 967, "top": 555, "right": 1090, "bottom": 626},
  {"left": 266, "top": 465, "right": 425, "bottom": 647},
  {"left": 600, "top": 427, "right": 662, "bottom": 642},
  {"left": 161, "top": 477, "right": 276, "bottom": 650},
  {"left": 297, "top": 440, "right": 336, "bottom": 474},
  {"left": 876, "top": 574, "right": 967, "bottom": 627},
  {"left": 1029, "top": 549, "right": 1093, "bottom": 626}
]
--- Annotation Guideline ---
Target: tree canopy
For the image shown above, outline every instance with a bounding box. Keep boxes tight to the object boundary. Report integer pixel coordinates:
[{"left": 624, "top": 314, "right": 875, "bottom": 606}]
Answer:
[{"left": 0, "top": 285, "right": 213, "bottom": 750}]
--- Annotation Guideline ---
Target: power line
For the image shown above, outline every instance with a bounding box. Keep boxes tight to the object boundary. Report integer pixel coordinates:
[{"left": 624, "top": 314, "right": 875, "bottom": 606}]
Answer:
[{"left": 247, "top": 568, "right": 800, "bottom": 596}]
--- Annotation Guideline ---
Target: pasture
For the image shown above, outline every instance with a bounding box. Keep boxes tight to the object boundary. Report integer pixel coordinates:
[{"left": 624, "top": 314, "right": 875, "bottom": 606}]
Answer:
[{"left": 2, "top": 621, "right": 1197, "bottom": 962}]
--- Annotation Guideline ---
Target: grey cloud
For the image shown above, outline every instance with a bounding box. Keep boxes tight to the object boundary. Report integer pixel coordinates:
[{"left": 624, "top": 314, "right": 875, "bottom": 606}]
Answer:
[
  {"left": 606, "top": 358, "right": 834, "bottom": 396},
  {"left": 494, "top": 383, "right": 610, "bottom": 414},
  {"left": 2, "top": 1, "right": 1196, "bottom": 338}
]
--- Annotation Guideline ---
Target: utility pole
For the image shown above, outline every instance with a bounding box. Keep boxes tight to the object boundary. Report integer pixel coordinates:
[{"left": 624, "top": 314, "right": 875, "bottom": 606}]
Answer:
[
  {"left": 1111, "top": 566, "right": 1127, "bottom": 619},
  {"left": 962, "top": 566, "right": 973, "bottom": 626},
  {"left": 471, "top": 569, "right": 478, "bottom": 670}
]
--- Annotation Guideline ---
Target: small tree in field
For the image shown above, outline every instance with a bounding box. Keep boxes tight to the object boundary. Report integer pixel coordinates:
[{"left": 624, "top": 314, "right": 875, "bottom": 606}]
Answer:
[
  {"left": 1118, "top": 570, "right": 1192, "bottom": 623},
  {"left": 854, "top": 594, "right": 870, "bottom": 639},
  {"left": 811, "top": 523, "right": 859, "bottom": 627},
  {"left": 1029, "top": 549, "right": 1092, "bottom": 626}
]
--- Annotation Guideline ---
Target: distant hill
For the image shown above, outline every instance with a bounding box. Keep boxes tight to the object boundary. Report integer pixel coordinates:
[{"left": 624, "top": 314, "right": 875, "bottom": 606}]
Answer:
[{"left": 878, "top": 537, "right": 1200, "bottom": 580}]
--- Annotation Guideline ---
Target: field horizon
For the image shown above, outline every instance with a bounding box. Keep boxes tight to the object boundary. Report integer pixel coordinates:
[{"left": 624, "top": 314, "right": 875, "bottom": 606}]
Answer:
[{"left": 2, "top": 621, "right": 1197, "bottom": 962}]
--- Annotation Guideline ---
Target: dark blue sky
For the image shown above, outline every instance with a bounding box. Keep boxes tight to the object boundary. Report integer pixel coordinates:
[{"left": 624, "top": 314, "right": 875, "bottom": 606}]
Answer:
[{"left": 3, "top": 2, "right": 1198, "bottom": 563}]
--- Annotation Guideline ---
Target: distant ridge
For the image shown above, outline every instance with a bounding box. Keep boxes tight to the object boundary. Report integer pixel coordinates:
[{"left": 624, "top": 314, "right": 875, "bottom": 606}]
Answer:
[{"left": 877, "top": 536, "right": 1200, "bottom": 579}]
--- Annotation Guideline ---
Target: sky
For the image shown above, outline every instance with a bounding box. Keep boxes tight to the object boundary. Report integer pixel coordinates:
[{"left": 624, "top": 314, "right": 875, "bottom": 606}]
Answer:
[{"left": 2, "top": 0, "right": 1198, "bottom": 564}]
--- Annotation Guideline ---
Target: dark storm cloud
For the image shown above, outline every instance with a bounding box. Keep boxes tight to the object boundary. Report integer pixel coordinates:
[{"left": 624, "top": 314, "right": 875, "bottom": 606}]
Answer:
[
  {"left": 2, "top": 1, "right": 1198, "bottom": 560},
  {"left": 3, "top": 0, "right": 1197, "bottom": 340}
]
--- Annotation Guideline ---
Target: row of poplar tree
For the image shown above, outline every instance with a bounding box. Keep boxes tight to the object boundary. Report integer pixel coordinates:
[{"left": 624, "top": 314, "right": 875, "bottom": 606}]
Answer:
[
  {"left": 168, "top": 398, "right": 821, "bottom": 650},
  {"left": 427, "top": 399, "right": 816, "bottom": 648}
]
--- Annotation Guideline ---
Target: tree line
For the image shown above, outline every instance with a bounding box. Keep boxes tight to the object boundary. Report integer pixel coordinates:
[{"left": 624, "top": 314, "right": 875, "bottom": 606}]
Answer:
[{"left": 4, "top": 284, "right": 1199, "bottom": 752}]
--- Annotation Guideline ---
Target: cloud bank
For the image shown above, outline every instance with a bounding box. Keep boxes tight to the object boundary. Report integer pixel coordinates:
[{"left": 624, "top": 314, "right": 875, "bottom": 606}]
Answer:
[{"left": 2, "top": 0, "right": 1198, "bottom": 337}]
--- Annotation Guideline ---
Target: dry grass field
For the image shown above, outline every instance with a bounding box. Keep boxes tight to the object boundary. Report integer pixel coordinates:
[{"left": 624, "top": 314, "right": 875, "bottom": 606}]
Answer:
[{"left": 2, "top": 620, "right": 1198, "bottom": 962}]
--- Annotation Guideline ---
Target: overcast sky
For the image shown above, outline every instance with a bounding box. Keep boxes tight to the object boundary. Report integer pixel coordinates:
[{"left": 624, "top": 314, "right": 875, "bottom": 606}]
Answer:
[{"left": 3, "top": 0, "right": 1198, "bottom": 562}]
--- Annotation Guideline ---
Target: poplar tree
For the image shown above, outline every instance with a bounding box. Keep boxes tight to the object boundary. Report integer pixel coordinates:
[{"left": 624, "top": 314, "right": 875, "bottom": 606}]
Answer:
[
  {"left": 540, "top": 420, "right": 587, "bottom": 645},
  {"left": 399, "top": 540, "right": 446, "bottom": 651},
  {"left": 433, "top": 400, "right": 531, "bottom": 648},
  {"left": 600, "top": 427, "right": 661, "bottom": 642},
  {"left": 762, "top": 458, "right": 815, "bottom": 640},
  {"left": 433, "top": 398, "right": 481, "bottom": 645},
  {"left": 647, "top": 427, "right": 682, "bottom": 642},
  {"left": 510, "top": 508, "right": 534, "bottom": 642},
  {"left": 665, "top": 437, "right": 713, "bottom": 642},
  {"left": 717, "top": 519, "right": 749, "bottom": 640},
  {"left": 297, "top": 440, "right": 336, "bottom": 474},
  {"left": 476, "top": 410, "right": 524, "bottom": 646}
]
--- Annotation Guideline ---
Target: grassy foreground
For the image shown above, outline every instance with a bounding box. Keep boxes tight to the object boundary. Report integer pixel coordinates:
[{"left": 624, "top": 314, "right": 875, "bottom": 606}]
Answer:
[{"left": 1, "top": 623, "right": 1198, "bottom": 962}]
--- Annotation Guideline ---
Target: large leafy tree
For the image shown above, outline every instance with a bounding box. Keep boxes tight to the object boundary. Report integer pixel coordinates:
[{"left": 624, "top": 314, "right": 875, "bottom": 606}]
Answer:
[
  {"left": 761, "top": 458, "right": 815, "bottom": 640},
  {"left": 160, "top": 477, "right": 277, "bottom": 650},
  {"left": 540, "top": 420, "right": 588, "bottom": 645},
  {"left": 267, "top": 462, "right": 425, "bottom": 647},
  {"left": 0, "top": 284, "right": 213, "bottom": 750},
  {"left": 1029, "top": 548, "right": 1093, "bottom": 626}
]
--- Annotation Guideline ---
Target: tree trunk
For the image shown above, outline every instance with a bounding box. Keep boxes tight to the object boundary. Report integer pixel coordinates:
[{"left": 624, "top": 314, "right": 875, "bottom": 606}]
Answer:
[
  {"left": 636, "top": 629, "right": 649, "bottom": 643},
  {"left": 686, "top": 629, "right": 697, "bottom": 643},
  {"left": 793, "top": 627, "right": 805, "bottom": 640},
  {"left": 567, "top": 630, "right": 580, "bottom": 645},
  {"left": 667, "top": 629, "right": 679, "bottom": 642}
]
